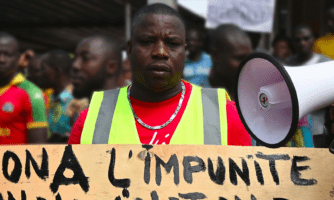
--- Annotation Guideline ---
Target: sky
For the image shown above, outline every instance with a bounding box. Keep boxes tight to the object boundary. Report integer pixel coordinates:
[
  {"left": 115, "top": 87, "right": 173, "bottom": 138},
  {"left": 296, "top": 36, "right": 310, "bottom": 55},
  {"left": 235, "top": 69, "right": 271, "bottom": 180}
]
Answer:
[{"left": 178, "top": 0, "right": 208, "bottom": 19}]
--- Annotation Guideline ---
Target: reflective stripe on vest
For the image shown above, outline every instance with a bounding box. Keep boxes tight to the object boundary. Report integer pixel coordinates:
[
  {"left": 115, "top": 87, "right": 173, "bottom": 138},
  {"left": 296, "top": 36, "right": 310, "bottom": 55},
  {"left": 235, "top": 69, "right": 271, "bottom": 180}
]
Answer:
[{"left": 81, "top": 84, "right": 228, "bottom": 145}]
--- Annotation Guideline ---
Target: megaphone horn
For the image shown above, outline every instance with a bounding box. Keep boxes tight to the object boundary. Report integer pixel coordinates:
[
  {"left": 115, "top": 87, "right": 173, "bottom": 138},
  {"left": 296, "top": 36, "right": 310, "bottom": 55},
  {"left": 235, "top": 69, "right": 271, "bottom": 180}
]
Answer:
[{"left": 235, "top": 52, "right": 334, "bottom": 148}]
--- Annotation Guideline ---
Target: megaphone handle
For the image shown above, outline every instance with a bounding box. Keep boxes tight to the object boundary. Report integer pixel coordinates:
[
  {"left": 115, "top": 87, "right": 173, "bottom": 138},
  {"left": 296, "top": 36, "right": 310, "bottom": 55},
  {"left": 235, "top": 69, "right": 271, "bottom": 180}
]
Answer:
[{"left": 329, "top": 140, "right": 334, "bottom": 154}]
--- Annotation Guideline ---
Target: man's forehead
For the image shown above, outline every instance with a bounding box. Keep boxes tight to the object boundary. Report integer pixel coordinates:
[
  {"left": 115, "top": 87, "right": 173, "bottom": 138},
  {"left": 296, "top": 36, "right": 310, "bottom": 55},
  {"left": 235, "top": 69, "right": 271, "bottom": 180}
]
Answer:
[
  {"left": 77, "top": 38, "right": 109, "bottom": 55},
  {"left": 0, "top": 37, "right": 18, "bottom": 50},
  {"left": 294, "top": 28, "right": 312, "bottom": 37},
  {"left": 135, "top": 13, "right": 185, "bottom": 34}
]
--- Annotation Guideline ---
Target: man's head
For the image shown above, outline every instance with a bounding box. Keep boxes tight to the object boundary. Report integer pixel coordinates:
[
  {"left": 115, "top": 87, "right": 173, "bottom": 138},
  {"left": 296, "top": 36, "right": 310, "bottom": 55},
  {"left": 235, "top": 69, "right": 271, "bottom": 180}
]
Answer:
[
  {"left": 40, "top": 50, "right": 72, "bottom": 89},
  {"left": 209, "top": 24, "right": 252, "bottom": 89},
  {"left": 127, "top": 3, "right": 187, "bottom": 93},
  {"left": 72, "top": 35, "right": 122, "bottom": 98},
  {"left": 0, "top": 32, "right": 20, "bottom": 85},
  {"left": 325, "top": 1, "right": 334, "bottom": 33},
  {"left": 292, "top": 23, "right": 315, "bottom": 56},
  {"left": 186, "top": 28, "right": 204, "bottom": 56},
  {"left": 27, "top": 54, "right": 46, "bottom": 88},
  {"left": 272, "top": 35, "right": 293, "bottom": 61}
]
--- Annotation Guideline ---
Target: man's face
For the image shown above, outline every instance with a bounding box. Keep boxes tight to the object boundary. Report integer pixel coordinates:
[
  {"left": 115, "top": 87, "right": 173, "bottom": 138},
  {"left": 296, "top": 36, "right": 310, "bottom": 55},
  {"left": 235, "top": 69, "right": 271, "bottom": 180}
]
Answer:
[
  {"left": 0, "top": 37, "right": 19, "bottom": 79},
  {"left": 186, "top": 30, "right": 203, "bottom": 55},
  {"left": 28, "top": 56, "right": 47, "bottom": 88},
  {"left": 325, "top": 8, "right": 334, "bottom": 33},
  {"left": 72, "top": 38, "right": 109, "bottom": 98},
  {"left": 293, "top": 28, "right": 314, "bottom": 55},
  {"left": 273, "top": 40, "right": 292, "bottom": 60},
  {"left": 128, "top": 13, "right": 186, "bottom": 92},
  {"left": 40, "top": 55, "right": 57, "bottom": 89},
  {"left": 211, "top": 40, "right": 252, "bottom": 82}
]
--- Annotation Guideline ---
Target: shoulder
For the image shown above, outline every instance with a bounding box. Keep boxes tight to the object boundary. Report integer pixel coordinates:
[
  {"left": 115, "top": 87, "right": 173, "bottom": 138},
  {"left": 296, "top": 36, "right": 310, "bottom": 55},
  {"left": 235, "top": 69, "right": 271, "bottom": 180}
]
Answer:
[
  {"left": 317, "top": 53, "right": 332, "bottom": 62},
  {"left": 225, "top": 99, "right": 252, "bottom": 146},
  {"left": 68, "top": 108, "right": 89, "bottom": 144},
  {"left": 18, "top": 80, "right": 44, "bottom": 105},
  {"left": 18, "top": 80, "right": 44, "bottom": 100}
]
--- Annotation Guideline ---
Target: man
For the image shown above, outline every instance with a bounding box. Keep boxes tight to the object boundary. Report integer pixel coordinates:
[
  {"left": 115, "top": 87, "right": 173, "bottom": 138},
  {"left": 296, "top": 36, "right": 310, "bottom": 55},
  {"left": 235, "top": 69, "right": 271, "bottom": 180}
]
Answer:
[
  {"left": 28, "top": 54, "right": 54, "bottom": 115},
  {"left": 286, "top": 23, "right": 331, "bottom": 66},
  {"left": 209, "top": 24, "right": 252, "bottom": 100},
  {"left": 68, "top": 35, "right": 122, "bottom": 143},
  {"left": 0, "top": 32, "right": 47, "bottom": 144},
  {"left": 117, "top": 57, "right": 132, "bottom": 87},
  {"left": 313, "top": 1, "right": 334, "bottom": 59},
  {"left": 71, "top": 35, "right": 121, "bottom": 100},
  {"left": 69, "top": 4, "right": 250, "bottom": 146},
  {"left": 183, "top": 28, "right": 212, "bottom": 87},
  {"left": 286, "top": 24, "right": 332, "bottom": 148},
  {"left": 40, "top": 50, "right": 74, "bottom": 135},
  {"left": 271, "top": 35, "right": 294, "bottom": 64}
]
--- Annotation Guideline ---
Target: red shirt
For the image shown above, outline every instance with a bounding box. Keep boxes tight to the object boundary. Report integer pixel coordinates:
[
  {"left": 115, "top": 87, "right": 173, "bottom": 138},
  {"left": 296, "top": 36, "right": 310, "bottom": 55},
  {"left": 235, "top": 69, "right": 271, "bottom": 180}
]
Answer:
[
  {"left": 0, "top": 74, "right": 47, "bottom": 144},
  {"left": 68, "top": 81, "right": 251, "bottom": 146}
]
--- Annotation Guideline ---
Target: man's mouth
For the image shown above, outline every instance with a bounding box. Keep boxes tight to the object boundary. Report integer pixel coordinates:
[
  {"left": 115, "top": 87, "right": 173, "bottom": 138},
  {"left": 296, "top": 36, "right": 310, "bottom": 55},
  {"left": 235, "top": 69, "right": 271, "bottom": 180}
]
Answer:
[{"left": 148, "top": 63, "right": 171, "bottom": 72}]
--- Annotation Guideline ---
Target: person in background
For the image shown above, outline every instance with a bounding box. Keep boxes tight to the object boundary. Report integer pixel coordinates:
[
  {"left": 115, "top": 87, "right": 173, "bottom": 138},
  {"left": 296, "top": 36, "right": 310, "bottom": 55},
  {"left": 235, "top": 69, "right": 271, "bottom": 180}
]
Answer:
[
  {"left": 69, "top": 3, "right": 251, "bottom": 146},
  {"left": 286, "top": 23, "right": 331, "bottom": 66},
  {"left": 286, "top": 23, "right": 332, "bottom": 148},
  {"left": 117, "top": 57, "right": 132, "bottom": 87},
  {"left": 40, "top": 50, "right": 74, "bottom": 136},
  {"left": 183, "top": 27, "right": 212, "bottom": 87},
  {"left": 17, "top": 49, "right": 35, "bottom": 76},
  {"left": 271, "top": 35, "right": 294, "bottom": 64},
  {"left": 209, "top": 24, "right": 252, "bottom": 100},
  {"left": 0, "top": 32, "right": 47, "bottom": 144},
  {"left": 68, "top": 35, "right": 123, "bottom": 144},
  {"left": 28, "top": 54, "right": 54, "bottom": 115},
  {"left": 313, "top": 0, "right": 334, "bottom": 59}
]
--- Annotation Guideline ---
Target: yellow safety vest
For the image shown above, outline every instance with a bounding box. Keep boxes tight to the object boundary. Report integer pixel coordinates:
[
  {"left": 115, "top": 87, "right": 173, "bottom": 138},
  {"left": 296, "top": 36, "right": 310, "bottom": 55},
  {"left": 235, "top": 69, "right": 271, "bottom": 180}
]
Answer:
[{"left": 81, "top": 84, "right": 228, "bottom": 145}]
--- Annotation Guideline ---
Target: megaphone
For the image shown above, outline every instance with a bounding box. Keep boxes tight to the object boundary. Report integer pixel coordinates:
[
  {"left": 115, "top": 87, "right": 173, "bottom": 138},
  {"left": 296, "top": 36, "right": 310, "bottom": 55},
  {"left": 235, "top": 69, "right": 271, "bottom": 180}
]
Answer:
[{"left": 235, "top": 52, "right": 334, "bottom": 148}]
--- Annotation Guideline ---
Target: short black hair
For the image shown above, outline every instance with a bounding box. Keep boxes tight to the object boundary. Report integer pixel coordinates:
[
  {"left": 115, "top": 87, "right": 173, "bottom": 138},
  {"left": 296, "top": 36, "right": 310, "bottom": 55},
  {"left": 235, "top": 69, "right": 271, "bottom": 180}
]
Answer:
[
  {"left": 293, "top": 23, "right": 314, "bottom": 36},
  {"left": 211, "top": 24, "right": 250, "bottom": 50},
  {"left": 131, "top": 3, "right": 185, "bottom": 39},
  {"left": 272, "top": 35, "right": 294, "bottom": 52},
  {"left": 80, "top": 35, "right": 122, "bottom": 77},
  {"left": 43, "top": 49, "right": 72, "bottom": 74}
]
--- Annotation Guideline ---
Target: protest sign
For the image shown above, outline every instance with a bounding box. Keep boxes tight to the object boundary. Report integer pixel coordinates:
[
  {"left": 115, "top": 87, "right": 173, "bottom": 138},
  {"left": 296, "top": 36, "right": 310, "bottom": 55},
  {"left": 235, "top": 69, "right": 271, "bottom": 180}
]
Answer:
[
  {"left": 206, "top": 0, "right": 276, "bottom": 33},
  {"left": 0, "top": 144, "right": 333, "bottom": 199}
]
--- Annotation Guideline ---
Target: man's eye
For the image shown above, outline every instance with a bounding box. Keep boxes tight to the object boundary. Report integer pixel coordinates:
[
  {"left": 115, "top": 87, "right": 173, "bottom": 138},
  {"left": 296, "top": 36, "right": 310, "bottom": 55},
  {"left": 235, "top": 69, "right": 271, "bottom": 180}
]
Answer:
[
  {"left": 141, "top": 40, "right": 154, "bottom": 45},
  {"left": 168, "top": 42, "right": 181, "bottom": 47},
  {"left": 82, "top": 56, "right": 90, "bottom": 62}
]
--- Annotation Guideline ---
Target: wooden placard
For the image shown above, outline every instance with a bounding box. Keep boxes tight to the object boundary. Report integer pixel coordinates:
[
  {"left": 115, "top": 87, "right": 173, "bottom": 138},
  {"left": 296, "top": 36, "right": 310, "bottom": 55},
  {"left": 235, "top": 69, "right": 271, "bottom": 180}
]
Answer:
[{"left": 0, "top": 144, "right": 333, "bottom": 200}]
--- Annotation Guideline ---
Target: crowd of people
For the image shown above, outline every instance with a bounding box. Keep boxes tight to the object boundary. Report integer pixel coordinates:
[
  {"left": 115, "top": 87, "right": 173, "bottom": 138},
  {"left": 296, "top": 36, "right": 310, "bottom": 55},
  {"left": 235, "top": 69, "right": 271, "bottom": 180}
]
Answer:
[{"left": 1, "top": 2, "right": 334, "bottom": 148}]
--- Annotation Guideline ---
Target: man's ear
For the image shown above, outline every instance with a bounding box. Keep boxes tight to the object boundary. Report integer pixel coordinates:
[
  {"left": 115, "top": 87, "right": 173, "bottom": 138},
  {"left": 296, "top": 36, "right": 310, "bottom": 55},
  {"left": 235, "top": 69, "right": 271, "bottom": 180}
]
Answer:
[
  {"left": 106, "top": 59, "right": 118, "bottom": 76},
  {"left": 184, "top": 43, "right": 187, "bottom": 52},
  {"left": 126, "top": 40, "right": 132, "bottom": 58}
]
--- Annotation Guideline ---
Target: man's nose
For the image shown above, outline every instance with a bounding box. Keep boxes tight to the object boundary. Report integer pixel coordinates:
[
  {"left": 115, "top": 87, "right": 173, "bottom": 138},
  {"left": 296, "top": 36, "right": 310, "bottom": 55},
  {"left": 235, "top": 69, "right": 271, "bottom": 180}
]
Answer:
[
  {"left": 0, "top": 54, "right": 7, "bottom": 63},
  {"left": 72, "top": 58, "right": 81, "bottom": 71},
  {"left": 152, "top": 41, "right": 169, "bottom": 59}
]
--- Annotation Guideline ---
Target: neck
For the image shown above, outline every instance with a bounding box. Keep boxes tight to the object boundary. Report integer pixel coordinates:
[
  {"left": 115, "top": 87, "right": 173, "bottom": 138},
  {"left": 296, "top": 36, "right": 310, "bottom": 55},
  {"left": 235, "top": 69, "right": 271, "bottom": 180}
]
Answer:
[
  {"left": 0, "top": 71, "right": 17, "bottom": 88},
  {"left": 210, "top": 74, "right": 234, "bottom": 100},
  {"left": 187, "top": 51, "right": 202, "bottom": 62},
  {"left": 298, "top": 52, "right": 313, "bottom": 63},
  {"left": 53, "top": 75, "right": 70, "bottom": 97},
  {"left": 130, "top": 81, "right": 182, "bottom": 102},
  {"left": 102, "top": 77, "right": 119, "bottom": 90}
]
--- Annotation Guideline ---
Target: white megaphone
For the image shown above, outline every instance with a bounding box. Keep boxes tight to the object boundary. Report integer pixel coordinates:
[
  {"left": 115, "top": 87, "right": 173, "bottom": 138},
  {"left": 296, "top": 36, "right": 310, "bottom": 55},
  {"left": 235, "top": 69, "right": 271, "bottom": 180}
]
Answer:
[{"left": 235, "top": 52, "right": 334, "bottom": 148}]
